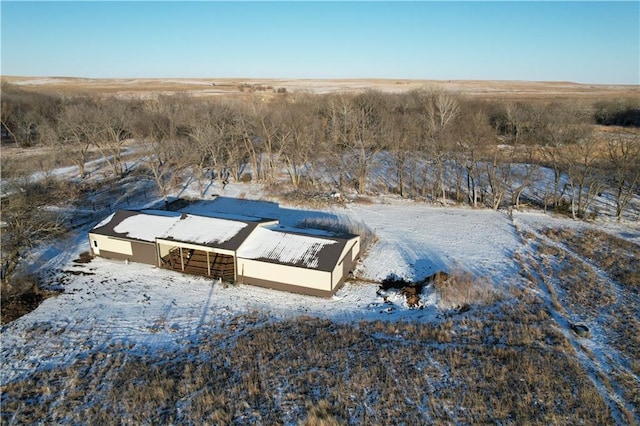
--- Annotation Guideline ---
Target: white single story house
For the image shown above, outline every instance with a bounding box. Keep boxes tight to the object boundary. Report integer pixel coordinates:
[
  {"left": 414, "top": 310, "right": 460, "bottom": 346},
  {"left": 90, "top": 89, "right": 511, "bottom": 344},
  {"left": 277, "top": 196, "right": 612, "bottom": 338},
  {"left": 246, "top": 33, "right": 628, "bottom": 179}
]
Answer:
[{"left": 89, "top": 209, "right": 360, "bottom": 297}]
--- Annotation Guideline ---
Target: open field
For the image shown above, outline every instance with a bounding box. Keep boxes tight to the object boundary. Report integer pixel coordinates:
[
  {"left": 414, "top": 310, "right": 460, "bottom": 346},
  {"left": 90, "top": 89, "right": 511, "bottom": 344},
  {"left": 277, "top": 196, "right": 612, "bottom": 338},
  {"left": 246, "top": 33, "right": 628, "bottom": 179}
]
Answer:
[
  {"left": 3, "top": 75, "right": 638, "bottom": 100},
  {"left": 1, "top": 77, "right": 639, "bottom": 424}
]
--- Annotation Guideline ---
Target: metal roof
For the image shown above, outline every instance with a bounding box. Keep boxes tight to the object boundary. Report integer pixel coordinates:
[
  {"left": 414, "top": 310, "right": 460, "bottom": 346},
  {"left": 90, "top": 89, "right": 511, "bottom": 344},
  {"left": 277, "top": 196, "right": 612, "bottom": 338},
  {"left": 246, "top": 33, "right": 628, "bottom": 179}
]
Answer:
[
  {"left": 90, "top": 209, "right": 358, "bottom": 270},
  {"left": 237, "top": 226, "right": 357, "bottom": 272},
  {"left": 90, "top": 210, "right": 259, "bottom": 251}
]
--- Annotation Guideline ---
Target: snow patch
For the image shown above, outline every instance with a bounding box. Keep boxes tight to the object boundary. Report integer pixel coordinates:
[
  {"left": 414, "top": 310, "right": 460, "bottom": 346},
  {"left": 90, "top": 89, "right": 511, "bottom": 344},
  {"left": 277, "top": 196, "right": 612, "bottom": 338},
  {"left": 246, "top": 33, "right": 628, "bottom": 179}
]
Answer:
[
  {"left": 114, "top": 214, "right": 181, "bottom": 242},
  {"left": 162, "top": 215, "right": 247, "bottom": 245},
  {"left": 238, "top": 227, "right": 336, "bottom": 268},
  {"left": 93, "top": 212, "right": 115, "bottom": 229}
]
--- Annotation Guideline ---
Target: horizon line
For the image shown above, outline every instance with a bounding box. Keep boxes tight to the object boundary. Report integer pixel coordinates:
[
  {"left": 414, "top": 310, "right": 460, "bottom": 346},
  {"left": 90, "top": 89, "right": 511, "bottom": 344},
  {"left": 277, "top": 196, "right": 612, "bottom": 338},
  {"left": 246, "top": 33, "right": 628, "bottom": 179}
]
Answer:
[{"left": 3, "top": 75, "right": 638, "bottom": 87}]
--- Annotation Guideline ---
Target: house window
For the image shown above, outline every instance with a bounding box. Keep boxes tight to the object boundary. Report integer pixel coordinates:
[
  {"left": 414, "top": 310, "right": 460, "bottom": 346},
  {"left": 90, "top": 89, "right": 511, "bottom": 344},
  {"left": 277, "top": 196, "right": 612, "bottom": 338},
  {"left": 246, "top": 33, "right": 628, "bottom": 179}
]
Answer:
[{"left": 93, "top": 240, "right": 98, "bottom": 248}]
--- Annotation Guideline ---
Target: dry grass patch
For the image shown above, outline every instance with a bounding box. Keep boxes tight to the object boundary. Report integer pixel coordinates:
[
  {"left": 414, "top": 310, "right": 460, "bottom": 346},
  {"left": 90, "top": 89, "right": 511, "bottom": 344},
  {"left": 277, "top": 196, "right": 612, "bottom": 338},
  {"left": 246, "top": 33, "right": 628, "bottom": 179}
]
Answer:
[
  {"left": 540, "top": 228, "right": 640, "bottom": 359},
  {"left": 433, "top": 270, "right": 501, "bottom": 309},
  {"left": 611, "top": 367, "right": 640, "bottom": 421},
  {"left": 5, "top": 76, "right": 637, "bottom": 100},
  {"left": 303, "top": 400, "right": 344, "bottom": 426},
  {"left": 298, "top": 215, "right": 377, "bottom": 253},
  {"left": 540, "top": 229, "right": 617, "bottom": 314},
  {"left": 524, "top": 226, "right": 639, "bottom": 421},
  {"left": 555, "top": 228, "right": 640, "bottom": 291},
  {"left": 280, "top": 188, "right": 342, "bottom": 208},
  {"left": 2, "top": 302, "right": 614, "bottom": 425}
]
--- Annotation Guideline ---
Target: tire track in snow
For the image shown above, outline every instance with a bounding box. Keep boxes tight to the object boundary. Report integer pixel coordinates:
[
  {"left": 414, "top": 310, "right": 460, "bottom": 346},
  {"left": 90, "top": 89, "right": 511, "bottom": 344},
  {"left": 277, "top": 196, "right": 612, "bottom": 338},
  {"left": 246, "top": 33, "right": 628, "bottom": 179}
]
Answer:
[{"left": 511, "top": 217, "right": 636, "bottom": 424}]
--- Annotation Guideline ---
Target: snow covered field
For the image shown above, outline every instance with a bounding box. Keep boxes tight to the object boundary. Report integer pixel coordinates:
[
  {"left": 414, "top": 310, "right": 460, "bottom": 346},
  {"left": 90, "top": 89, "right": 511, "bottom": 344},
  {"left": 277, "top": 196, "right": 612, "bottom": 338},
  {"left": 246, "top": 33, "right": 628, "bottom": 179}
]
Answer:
[
  {"left": 3, "top": 187, "right": 638, "bottom": 364},
  {"left": 0, "top": 197, "right": 524, "bottom": 383},
  {"left": 3, "top": 73, "right": 639, "bottom": 422},
  {"left": 2, "top": 169, "right": 639, "bottom": 423}
]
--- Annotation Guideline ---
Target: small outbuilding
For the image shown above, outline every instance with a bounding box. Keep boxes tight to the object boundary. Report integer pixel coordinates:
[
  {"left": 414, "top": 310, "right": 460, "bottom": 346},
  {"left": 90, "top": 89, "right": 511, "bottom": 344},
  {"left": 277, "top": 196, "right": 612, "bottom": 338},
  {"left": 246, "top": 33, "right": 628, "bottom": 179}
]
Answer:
[{"left": 89, "top": 209, "right": 360, "bottom": 297}]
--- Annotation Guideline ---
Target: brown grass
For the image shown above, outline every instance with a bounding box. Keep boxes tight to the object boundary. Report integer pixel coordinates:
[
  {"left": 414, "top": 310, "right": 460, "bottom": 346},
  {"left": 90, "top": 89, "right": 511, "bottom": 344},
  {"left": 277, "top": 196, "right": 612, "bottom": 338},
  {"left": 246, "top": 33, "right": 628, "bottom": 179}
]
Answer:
[
  {"left": 303, "top": 400, "right": 344, "bottom": 426},
  {"left": 522, "top": 226, "right": 640, "bottom": 419},
  {"left": 1, "top": 304, "right": 615, "bottom": 425},
  {"left": 280, "top": 188, "right": 342, "bottom": 208},
  {"left": 297, "top": 215, "right": 377, "bottom": 253},
  {"left": 3, "top": 76, "right": 637, "bottom": 101},
  {"left": 433, "top": 270, "right": 501, "bottom": 309},
  {"left": 550, "top": 228, "right": 640, "bottom": 291}
]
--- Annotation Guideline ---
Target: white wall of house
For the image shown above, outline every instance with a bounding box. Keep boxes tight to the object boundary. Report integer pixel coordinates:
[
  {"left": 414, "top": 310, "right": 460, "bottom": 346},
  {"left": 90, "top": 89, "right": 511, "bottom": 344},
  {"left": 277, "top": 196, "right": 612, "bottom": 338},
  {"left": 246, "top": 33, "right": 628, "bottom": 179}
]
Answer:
[
  {"left": 340, "top": 237, "right": 360, "bottom": 265},
  {"left": 157, "top": 241, "right": 173, "bottom": 259},
  {"left": 236, "top": 258, "right": 332, "bottom": 292},
  {"left": 352, "top": 238, "right": 361, "bottom": 262},
  {"left": 332, "top": 260, "right": 343, "bottom": 288},
  {"left": 330, "top": 237, "right": 360, "bottom": 288},
  {"left": 89, "top": 233, "right": 133, "bottom": 257}
]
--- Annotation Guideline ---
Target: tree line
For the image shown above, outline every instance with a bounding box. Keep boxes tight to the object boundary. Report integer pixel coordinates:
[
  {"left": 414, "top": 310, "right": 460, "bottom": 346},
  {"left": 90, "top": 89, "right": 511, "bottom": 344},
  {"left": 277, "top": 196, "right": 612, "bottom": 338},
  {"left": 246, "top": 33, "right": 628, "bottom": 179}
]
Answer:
[{"left": 2, "top": 83, "right": 639, "bottom": 221}]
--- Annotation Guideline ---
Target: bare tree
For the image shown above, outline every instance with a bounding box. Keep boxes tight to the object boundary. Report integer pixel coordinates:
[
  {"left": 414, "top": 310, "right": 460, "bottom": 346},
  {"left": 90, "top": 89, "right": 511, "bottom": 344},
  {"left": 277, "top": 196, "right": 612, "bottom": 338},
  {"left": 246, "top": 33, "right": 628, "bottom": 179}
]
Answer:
[
  {"left": 235, "top": 103, "right": 261, "bottom": 182},
  {"left": 53, "top": 100, "right": 95, "bottom": 178},
  {"left": 489, "top": 102, "right": 542, "bottom": 210},
  {"left": 255, "top": 101, "right": 287, "bottom": 184},
  {"left": 0, "top": 86, "right": 59, "bottom": 148},
  {"left": 565, "top": 134, "right": 603, "bottom": 219},
  {"left": 132, "top": 103, "right": 184, "bottom": 204},
  {"left": 495, "top": 102, "right": 543, "bottom": 145},
  {"left": 87, "top": 100, "right": 133, "bottom": 178},
  {"left": 141, "top": 137, "right": 180, "bottom": 205},
  {"left": 454, "top": 107, "right": 493, "bottom": 207},
  {"left": 384, "top": 96, "right": 422, "bottom": 197},
  {"left": 607, "top": 135, "right": 640, "bottom": 220},
  {"left": 224, "top": 120, "right": 250, "bottom": 183},
  {"left": 355, "top": 91, "right": 388, "bottom": 194},
  {"left": 509, "top": 159, "right": 540, "bottom": 210},
  {"left": 321, "top": 94, "right": 351, "bottom": 190},
  {"left": 482, "top": 149, "right": 512, "bottom": 210},
  {"left": 1, "top": 179, "right": 67, "bottom": 283},
  {"left": 325, "top": 91, "right": 386, "bottom": 194},
  {"left": 180, "top": 102, "right": 221, "bottom": 195},
  {"left": 1, "top": 107, "right": 40, "bottom": 147},
  {"left": 279, "top": 95, "right": 319, "bottom": 188},
  {"left": 422, "top": 90, "right": 460, "bottom": 202},
  {"left": 538, "top": 103, "right": 592, "bottom": 210}
]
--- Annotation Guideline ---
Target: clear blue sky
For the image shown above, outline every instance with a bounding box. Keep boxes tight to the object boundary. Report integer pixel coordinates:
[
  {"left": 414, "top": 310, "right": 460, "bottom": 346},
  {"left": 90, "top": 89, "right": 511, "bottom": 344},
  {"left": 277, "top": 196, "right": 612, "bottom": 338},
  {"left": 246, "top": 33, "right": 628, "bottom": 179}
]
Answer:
[{"left": 1, "top": 1, "right": 638, "bottom": 84}]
